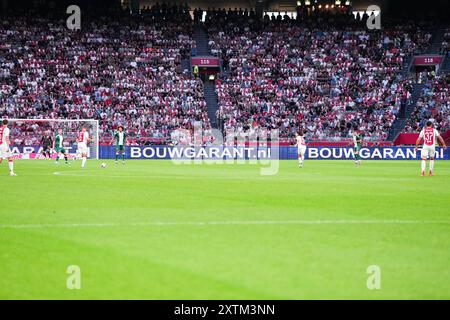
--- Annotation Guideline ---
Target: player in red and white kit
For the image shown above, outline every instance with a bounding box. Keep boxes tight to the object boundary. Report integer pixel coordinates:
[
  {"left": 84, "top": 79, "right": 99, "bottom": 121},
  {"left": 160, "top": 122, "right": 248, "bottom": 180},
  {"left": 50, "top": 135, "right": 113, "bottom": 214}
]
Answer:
[
  {"left": 77, "top": 127, "right": 92, "bottom": 168},
  {"left": 415, "top": 121, "right": 446, "bottom": 176},
  {"left": 0, "top": 119, "right": 17, "bottom": 176},
  {"left": 296, "top": 130, "right": 307, "bottom": 168}
]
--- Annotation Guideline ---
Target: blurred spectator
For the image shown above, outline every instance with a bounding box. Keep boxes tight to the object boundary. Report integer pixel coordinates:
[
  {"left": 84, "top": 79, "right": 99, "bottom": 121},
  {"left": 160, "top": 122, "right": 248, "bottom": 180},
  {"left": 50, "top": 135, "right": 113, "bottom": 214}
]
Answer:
[{"left": 404, "top": 74, "right": 450, "bottom": 133}]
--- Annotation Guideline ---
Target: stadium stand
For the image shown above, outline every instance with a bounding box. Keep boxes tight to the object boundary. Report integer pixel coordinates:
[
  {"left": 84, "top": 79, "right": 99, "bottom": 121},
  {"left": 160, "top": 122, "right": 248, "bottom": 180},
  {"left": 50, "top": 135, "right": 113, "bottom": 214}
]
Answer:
[
  {"left": 404, "top": 74, "right": 450, "bottom": 134},
  {"left": 0, "top": 3, "right": 443, "bottom": 146},
  {"left": 0, "top": 10, "right": 213, "bottom": 145},
  {"left": 207, "top": 15, "right": 429, "bottom": 142}
]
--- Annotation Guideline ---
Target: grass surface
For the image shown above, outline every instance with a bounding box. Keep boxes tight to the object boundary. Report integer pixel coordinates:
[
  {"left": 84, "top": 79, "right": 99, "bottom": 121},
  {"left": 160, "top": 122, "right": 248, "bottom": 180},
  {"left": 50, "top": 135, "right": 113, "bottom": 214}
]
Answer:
[{"left": 0, "top": 159, "right": 449, "bottom": 299}]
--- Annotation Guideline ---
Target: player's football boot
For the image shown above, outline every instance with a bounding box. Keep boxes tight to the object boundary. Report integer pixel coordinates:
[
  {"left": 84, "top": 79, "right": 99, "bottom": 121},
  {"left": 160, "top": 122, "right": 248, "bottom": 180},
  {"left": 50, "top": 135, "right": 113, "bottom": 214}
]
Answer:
[
  {"left": 429, "top": 171, "right": 433, "bottom": 176},
  {"left": 421, "top": 171, "right": 425, "bottom": 176},
  {"left": 10, "top": 172, "right": 17, "bottom": 176}
]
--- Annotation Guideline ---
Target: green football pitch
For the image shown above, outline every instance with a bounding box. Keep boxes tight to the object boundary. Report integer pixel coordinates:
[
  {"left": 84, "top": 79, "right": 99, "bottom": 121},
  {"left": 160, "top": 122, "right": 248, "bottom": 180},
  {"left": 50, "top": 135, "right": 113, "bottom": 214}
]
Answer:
[{"left": 0, "top": 159, "right": 449, "bottom": 299}]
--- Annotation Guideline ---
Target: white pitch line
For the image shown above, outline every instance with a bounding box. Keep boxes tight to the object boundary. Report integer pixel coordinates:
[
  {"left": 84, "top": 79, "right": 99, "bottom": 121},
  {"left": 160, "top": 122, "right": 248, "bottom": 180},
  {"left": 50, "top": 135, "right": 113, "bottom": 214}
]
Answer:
[{"left": 1, "top": 220, "right": 450, "bottom": 229}]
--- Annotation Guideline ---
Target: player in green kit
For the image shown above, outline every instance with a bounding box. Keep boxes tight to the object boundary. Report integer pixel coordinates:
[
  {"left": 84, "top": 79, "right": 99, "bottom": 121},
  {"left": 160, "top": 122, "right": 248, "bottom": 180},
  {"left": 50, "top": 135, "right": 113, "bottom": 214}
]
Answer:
[
  {"left": 352, "top": 129, "right": 362, "bottom": 165},
  {"left": 53, "top": 128, "right": 68, "bottom": 164},
  {"left": 113, "top": 126, "right": 126, "bottom": 165}
]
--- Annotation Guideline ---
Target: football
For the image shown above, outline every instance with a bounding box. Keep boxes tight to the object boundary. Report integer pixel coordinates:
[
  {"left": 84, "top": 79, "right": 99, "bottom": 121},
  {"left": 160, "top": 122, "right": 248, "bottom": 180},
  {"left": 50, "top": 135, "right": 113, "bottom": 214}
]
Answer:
[{"left": 2, "top": 0, "right": 450, "bottom": 303}]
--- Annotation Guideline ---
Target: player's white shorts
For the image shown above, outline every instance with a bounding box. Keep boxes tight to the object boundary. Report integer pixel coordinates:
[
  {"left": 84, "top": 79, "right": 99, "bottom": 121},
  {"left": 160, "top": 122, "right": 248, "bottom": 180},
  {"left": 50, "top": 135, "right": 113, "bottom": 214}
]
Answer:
[
  {"left": 0, "top": 144, "right": 12, "bottom": 159},
  {"left": 77, "top": 143, "right": 88, "bottom": 155},
  {"left": 298, "top": 146, "right": 307, "bottom": 156},
  {"left": 421, "top": 145, "right": 436, "bottom": 159}
]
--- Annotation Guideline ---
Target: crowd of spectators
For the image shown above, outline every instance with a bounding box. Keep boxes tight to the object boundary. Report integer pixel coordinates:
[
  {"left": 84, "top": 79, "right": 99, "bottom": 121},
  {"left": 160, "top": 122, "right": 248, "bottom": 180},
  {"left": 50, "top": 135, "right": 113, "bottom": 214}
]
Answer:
[
  {"left": 0, "top": 12, "right": 212, "bottom": 146},
  {"left": 140, "top": 2, "right": 191, "bottom": 23},
  {"left": 208, "top": 17, "right": 426, "bottom": 142},
  {"left": 0, "top": 4, "right": 439, "bottom": 146},
  {"left": 404, "top": 74, "right": 450, "bottom": 134}
]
